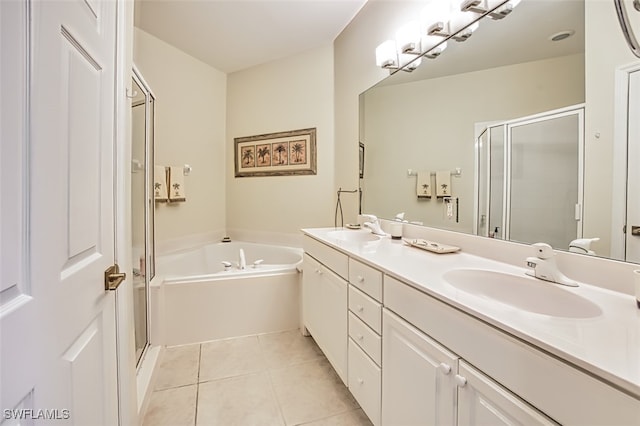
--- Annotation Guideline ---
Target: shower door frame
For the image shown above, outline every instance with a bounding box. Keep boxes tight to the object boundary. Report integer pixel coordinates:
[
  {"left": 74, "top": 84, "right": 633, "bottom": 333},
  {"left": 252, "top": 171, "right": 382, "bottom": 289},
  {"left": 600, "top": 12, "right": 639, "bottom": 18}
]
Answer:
[
  {"left": 131, "top": 65, "right": 156, "bottom": 367},
  {"left": 475, "top": 104, "right": 585, "bottom": 246}
]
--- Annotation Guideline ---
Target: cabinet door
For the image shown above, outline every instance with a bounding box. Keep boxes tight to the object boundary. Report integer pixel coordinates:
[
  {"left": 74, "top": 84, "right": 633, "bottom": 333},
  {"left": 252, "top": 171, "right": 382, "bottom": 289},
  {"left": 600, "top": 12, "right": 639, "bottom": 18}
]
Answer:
[
  {"left": 382, "top": 310, "right": 458, "bottom": 426},
  {"left": 457, "top": 361, "right": 558, "bottom": 426},
  {"left": 302, "top": 254, "right": 348, "bottom": 383}
]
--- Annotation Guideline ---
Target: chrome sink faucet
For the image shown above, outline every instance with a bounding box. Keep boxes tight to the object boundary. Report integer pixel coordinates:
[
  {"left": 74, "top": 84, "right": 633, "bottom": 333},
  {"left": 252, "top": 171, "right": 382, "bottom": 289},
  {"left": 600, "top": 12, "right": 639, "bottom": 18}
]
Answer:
[
  {"left": 526, "top": 243, "right": 577, "bottom": 287},
  {"left": 361, "top": 214, "right": 386, "bottom": 236}
]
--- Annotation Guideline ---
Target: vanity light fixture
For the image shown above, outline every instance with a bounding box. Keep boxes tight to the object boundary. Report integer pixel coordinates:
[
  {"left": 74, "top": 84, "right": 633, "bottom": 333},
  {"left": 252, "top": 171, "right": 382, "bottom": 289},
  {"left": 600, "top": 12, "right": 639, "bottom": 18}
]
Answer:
[
  {"left": 421, "top": 0, "right": 454, "bottom": 37},
  {"left": 425, "top": 40, "right": 448, "bottom": 58},
  {"left": 402, "top": 56, "right": 422, "bottom": 72},
  {"left": 488, "top": 0, "right": 520, "bottom": 20},
  {"left": 396, "top": 21, "right": 422, "bottom": 55},
  {"left": 460, "top": 0, "right": 488, "bottom": 14},
  {"left": 376, "top": 40, "right": 399, "bottom": 69},
  {"left": 376, "top": 0, "right": 520, "bottom": 72},
  {"left": 452, "top": 21, "right": 479, "bottom": 42}
]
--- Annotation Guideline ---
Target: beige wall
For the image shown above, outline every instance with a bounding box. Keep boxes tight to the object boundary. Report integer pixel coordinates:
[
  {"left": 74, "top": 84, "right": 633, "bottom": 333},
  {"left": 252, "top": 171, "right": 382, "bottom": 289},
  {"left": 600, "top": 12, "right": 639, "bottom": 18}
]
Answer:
[
  {"left": 335, "top": 0, "right": 429, "bottom": 226},
  {"left": 226, "top": 45, "right": 335, "bottom": 244},
  {"left": 584, "top": 0, "right": 637, "bottom": 258},
  {"left": 133, "top": 28, "right": 227, "bottom": 250}
]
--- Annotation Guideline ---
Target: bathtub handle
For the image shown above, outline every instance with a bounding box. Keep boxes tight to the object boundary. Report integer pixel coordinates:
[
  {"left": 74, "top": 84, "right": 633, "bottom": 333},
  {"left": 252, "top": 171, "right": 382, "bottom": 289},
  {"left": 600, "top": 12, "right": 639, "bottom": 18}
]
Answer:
[
  {"left": 252, "top": 259, "right": 264, "bottom": 268},
  {"left": 221, "top": 261, "right": 233, "bottom": 271}
]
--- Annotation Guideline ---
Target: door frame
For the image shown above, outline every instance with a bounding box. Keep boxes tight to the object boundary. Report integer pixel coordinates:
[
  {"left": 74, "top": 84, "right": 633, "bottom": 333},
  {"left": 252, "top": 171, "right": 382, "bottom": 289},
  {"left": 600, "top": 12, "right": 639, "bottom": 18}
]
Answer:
[
  {"left": 114, "top": 1, "right": 138, "bottom": 425},
  {"left": 611, "top": 61, "right": 640, "bottom": 260}
]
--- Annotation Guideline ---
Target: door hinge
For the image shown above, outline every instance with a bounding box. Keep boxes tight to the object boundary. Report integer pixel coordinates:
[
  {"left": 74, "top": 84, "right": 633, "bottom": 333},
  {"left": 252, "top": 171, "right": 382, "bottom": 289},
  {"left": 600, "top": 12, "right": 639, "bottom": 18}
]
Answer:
[{"left": 105, "top": 264, "right": 126, "bottom": 291}]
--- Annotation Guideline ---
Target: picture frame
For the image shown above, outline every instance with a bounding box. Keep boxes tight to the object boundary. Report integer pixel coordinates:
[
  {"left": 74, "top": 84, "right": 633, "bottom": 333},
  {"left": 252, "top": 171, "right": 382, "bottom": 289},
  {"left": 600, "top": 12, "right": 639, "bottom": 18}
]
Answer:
[
  {"left": 234, "top": 128, "right": 317, "bottom": 177},
  {"left": 359, "top": 142, "right": 365, "bottom": 179}
]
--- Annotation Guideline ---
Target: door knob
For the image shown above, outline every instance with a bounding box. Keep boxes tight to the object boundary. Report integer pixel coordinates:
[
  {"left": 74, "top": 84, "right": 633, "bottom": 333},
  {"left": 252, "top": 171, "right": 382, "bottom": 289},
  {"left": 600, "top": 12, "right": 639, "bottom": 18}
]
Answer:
[
  {"left": 631, "top": 226, "right": 640, "bottom": 236},
  {"left": 105, "top": 264, "right": 126, "bottom": 291}
]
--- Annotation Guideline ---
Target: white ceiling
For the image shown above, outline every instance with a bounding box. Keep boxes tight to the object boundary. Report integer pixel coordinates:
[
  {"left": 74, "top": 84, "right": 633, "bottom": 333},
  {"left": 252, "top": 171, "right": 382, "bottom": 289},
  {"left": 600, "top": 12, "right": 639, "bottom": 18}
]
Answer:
[{"left": 134, "top": 0, "right": 368, "bottom": 73}]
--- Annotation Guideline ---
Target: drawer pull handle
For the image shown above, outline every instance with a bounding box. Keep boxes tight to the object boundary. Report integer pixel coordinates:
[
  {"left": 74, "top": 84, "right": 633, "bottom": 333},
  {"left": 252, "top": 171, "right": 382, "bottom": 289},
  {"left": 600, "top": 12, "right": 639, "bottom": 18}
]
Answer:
[
  {"left": 357, "top": 378, "right": 364, "bottom": 385},
  {"left": 357, "top": 334, "right": 364, "bottom": 341},
  {"left": 357, "top": 275, "right": 365, "bottom": 282},
  {"left": 357, "top": 305, "right": 364, "bottom": 312},
  {"left": 438, "top": 363, "right": 452, "bottom": 375},
  {"left": 454, "top": 375, "right": 467, "bottom": 388}
]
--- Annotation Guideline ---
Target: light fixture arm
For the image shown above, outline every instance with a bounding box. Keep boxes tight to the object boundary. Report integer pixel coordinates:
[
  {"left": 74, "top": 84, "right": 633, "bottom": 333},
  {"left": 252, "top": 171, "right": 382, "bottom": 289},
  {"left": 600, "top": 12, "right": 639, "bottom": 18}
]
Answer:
[{"left": 614, "top": 0, "right": 640, "bottom": 58}]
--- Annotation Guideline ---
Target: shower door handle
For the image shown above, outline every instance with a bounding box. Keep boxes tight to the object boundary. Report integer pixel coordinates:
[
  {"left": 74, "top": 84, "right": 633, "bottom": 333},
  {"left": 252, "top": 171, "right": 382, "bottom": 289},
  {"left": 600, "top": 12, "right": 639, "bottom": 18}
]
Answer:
[
  {"left": 105, "top": 264, "right": 126, "bottom": 291},
  {"left": 631, "top": 226, "right": 640, "bottom": 236}
]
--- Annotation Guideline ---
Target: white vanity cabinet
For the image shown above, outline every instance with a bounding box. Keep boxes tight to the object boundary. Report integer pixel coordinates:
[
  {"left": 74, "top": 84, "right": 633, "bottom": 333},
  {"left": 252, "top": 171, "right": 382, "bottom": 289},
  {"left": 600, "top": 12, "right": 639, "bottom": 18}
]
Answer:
[
  {"left": 302, "top": 237, "right": 349, "bottom": 383},
  {"left": 457, "top": 361, "right": 557, "bottom": 426},
  {"left": 383, "top": 274, "right": 639, "bottom": 425},
  {"left": 383, "top": 304, "right": 557, "bottom": 426},
  {"left": 347, "top": 258, "right": 383, "bottom": 426},
  {"left": 382, "top": 309, "right": 458, "bottom": 425},
  {"left": 302, "top": 228, "right": 640, "bottom": 426}
]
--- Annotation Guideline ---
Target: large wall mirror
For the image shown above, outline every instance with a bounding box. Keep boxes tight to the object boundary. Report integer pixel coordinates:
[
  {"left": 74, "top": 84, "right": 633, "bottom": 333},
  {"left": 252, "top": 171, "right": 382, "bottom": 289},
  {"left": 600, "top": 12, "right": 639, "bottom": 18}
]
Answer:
[{"left": 360, "top": 0, "right": 640, "bottom": 263}]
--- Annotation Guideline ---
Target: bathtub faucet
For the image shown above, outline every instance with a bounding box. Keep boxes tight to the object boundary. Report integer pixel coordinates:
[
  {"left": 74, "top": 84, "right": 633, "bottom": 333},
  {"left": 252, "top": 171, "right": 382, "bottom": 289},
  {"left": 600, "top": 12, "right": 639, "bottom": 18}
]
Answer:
[{"left": 239, "top": 248, "right": 246, "bottom": 270}]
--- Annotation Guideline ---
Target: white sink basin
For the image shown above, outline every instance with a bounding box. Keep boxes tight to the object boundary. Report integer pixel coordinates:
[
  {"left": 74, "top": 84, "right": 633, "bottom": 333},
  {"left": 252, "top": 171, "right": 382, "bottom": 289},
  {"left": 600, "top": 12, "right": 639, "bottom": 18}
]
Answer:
[
  {"left": 326, "top": 229, "right": 380, "bottom": 243},
  {"left": 443, "top": 269, "right": 602, "bottom": 319}
]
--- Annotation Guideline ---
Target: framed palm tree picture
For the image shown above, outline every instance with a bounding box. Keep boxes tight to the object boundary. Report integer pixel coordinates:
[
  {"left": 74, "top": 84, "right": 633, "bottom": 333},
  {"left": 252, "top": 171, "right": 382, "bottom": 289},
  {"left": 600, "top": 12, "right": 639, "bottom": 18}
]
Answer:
[{"left": 234, "top": 128, "right": 317, "bottom": 177}]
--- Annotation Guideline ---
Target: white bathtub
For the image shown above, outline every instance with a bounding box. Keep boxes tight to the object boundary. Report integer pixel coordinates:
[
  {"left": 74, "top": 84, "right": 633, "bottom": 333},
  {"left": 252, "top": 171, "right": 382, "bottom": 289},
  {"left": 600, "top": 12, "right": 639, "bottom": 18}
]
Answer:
[{"left": 152, "top": 241, "right": 303, "bottom": 346}]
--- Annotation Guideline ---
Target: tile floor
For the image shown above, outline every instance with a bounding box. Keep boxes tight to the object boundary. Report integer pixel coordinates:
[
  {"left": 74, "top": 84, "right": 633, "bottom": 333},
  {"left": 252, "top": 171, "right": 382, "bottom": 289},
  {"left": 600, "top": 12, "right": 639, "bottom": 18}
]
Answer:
[{"left": 142, "top": 329, "right": 373, "bottom": 426}]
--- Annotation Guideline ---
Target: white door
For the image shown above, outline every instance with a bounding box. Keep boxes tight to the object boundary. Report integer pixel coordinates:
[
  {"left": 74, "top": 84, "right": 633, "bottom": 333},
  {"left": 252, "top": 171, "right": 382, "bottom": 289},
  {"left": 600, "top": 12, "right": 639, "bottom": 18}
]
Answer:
[
  {"left": 302, "top": 254, "right": 348, "bottom": 383},
  {"left": 382, "top": 310, "right": 458, "bottom": 426},
  {"left": 625, "top": 69, "right": 640, "bottom": 262},
  {"left": 456, "top": 361, "right": 557, "bottom": 426},
  {"left": 1, "top": 0, "right": 120, "bottom": 424}
]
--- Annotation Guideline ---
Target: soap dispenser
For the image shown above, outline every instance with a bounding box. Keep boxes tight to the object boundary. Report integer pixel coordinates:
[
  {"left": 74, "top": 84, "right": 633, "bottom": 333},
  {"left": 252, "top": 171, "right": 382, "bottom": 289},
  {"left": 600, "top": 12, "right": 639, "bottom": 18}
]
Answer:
[{"left": 489, "top": 226, "right": 499, "bottom": 238}]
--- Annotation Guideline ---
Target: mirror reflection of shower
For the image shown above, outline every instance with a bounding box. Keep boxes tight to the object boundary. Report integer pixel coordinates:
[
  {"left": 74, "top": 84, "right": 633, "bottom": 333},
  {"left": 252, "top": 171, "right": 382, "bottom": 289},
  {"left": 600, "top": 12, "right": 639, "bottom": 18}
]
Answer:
[
  {"left": 131, "top": 66, "right": 156, "bottom": 366},
  {"left": 475, "top": 105, "right": 585, "bottom": 252}
]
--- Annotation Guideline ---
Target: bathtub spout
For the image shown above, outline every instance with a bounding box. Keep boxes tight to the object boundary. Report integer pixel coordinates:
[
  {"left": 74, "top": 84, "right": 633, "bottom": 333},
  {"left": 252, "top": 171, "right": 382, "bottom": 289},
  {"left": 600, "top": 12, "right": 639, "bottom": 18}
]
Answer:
[{"left": 239, "top": 248, "right": 246, "bottom": 270}]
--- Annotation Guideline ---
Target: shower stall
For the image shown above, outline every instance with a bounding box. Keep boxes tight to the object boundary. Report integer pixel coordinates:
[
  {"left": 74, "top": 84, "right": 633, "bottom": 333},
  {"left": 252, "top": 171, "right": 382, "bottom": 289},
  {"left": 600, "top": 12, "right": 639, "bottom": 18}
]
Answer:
[{"left": 475, "top": 105, "right": 584, "bottom": 250}]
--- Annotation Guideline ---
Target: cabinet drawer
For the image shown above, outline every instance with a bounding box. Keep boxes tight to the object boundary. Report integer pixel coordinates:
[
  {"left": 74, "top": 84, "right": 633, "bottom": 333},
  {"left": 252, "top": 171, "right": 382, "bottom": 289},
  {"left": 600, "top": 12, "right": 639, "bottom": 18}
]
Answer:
[
  {"left": 303, "top": 235, "right": 348, "bottom": 279},
  {"left": 348, "top": 258, "right": 382, "bottom": 301},
  {"left": 349, "top": 285, "right": 382, "bottom": 334},
  {"left": 348, "top": 312, "right": 381, "bottom": 366},
  {"left": 348, "top": 340, "right": 381, "bottom": 426}
]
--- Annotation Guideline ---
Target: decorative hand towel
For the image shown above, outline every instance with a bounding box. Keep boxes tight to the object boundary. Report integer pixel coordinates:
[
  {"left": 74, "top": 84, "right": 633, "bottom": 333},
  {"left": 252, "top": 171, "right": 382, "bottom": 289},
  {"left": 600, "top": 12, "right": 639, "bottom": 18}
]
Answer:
[
  {"left": 168, "top": 166, "right": 186, "bottom": 202},
  {"left": 154, "top": 165, "right": 168, "bottom": 202},
  {"left": 436, "top": 170, "right": 451, "bottom": 198},
  {"left": 417, "top": 171, "right": 432, "bottom": 198}
]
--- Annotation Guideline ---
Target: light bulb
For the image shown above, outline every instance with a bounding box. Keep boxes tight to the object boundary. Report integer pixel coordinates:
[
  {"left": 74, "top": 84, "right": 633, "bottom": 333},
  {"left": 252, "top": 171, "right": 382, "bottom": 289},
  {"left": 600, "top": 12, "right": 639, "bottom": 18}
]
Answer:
[{"left": 375, "top": 40, "right": 398, "bottom": 68}]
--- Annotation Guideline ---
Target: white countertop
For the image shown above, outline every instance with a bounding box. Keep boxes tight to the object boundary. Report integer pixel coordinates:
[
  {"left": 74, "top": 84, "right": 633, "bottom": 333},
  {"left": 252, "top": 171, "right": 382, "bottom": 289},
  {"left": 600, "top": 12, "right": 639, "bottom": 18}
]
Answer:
[{"left": 302, "top": 227, "right": 640, "bottom": 398}]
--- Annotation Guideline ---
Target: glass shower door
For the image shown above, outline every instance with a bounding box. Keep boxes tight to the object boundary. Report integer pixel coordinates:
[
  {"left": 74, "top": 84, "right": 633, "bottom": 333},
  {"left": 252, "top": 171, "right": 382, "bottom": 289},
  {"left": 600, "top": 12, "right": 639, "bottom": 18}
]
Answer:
[
  {"left": 131, "top": 67, "right": 155, "bottom": 366},
  {"left": 507, "top": 110, "right": 583, "bottom": 249},
  {"left": 489, "top": 125, "right": 505, "bottom": 239}
]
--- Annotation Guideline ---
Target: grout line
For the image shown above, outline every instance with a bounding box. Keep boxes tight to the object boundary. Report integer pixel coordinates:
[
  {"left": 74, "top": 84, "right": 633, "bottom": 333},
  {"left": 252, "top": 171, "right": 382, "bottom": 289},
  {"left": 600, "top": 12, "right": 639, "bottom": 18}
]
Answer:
[
  {"left": 265, "top": 361, "right": 288, "bottom": 425},
  {"left": 193, "top": 344, "right": 202, "bottom": 426}
]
